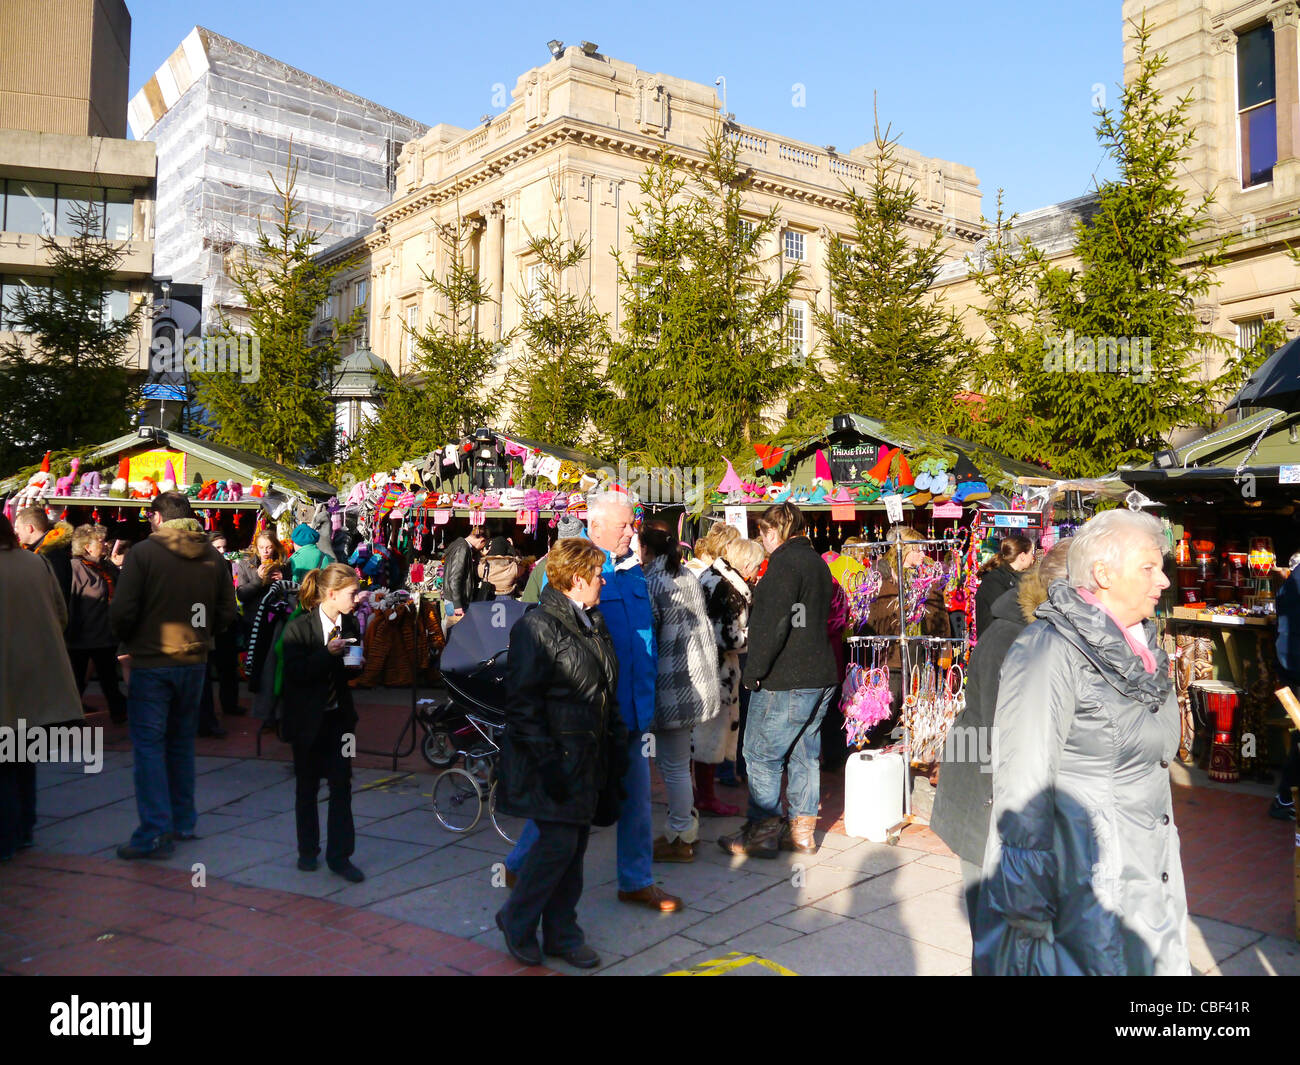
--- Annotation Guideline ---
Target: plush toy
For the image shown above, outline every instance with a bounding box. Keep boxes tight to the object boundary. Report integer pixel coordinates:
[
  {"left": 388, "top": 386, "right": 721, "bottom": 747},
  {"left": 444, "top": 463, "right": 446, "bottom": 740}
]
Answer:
[
  {"left": 55, "top": 458, "right": 80, "bottom": 496},
  {"left": 187, "top": 472, "right": 203, "bottom": 498},
  {"left": 951, "top": 453, "right": 991, "bottom": 504},
  {"left": 159, "top": 459, "right": 177, "bottom": 494},
  {"left": 227, "top": 481, "right": 243, "bottom": 501},
  {"left": 130, "top": 476, "right": 160, "bottom": 500},
  {"left": 249, "top": 477, "right": 268, "bottom": 498},
  {"left": 109, "top": 456, "right": 130, "bottom": 498},
  {"left": 78, "top": 470, "right": 102, "bottom": 497}
]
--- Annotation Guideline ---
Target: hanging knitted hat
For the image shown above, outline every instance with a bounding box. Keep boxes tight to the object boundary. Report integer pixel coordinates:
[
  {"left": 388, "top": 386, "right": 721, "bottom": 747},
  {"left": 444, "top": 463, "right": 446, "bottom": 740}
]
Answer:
[
  {"left": 896, "top": 453, "right": 915, "bottom": 495},
  {"left": 864, "top": 446, "right": 894, "bottom": 486},
  {"left": 951, "top": 452, "right": 991, "bottom": 504},
  {"left": 814, "top": 448, "right": 833, "bottom": 484},
  {"left": 754, "top": 442, "right": 786, "bottom": 472}
]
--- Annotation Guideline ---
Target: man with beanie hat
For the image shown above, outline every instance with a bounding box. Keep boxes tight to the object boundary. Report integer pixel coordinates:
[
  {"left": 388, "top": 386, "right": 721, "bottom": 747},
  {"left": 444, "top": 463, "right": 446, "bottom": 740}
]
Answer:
[
  {"left": 288, "top": 523, "right": 330, "bottom": 582},
  {"left": 522, "top": 515, "right": 584, "bottom": 603},
  {"left": 110, "top": 492, "right": 237, "bottom": 859}
]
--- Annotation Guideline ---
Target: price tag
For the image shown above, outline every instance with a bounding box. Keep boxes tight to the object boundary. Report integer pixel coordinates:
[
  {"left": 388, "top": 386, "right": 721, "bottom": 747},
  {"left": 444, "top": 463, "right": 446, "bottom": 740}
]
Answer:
[
  {"left": 724, "top": 506, "right": 749, "bottom": 538},
  {"left": 882, "top": 493, "right": 904, "bottom": 525},
  {"left": 1280, "top": 464, "right": 1300, "bottom": 484}
]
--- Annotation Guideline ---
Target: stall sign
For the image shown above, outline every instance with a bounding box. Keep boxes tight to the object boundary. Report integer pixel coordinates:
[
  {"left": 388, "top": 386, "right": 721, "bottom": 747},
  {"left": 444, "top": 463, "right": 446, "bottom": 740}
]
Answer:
[
  {"left": 931, "top": 502, "right": 964, "bottom": 518},
  {"left": 882, "top": 494, "right": 904, "bottom": 525},
  {"left": 992, "top": 514, "right": 1031, "bottom": 528},
  {"left": 828, "top": 446, "right": 879, "bottom": 485},
  {"left": 724, "top": 506, "right": 749, "bottom": 538},
  {"left": 128, "top": 450, "right": 186, "bottom": 486},
  {"left": 1280, "top": 464, "right": 1300, "bottom": 484}
]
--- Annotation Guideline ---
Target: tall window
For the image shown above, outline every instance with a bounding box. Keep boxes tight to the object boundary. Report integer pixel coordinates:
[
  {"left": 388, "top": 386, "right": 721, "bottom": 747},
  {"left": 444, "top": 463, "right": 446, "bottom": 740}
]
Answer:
[
  {"left": 405, "top": 304, "right": 419, "bottom": 363},
  {"left": 524, "top": 263, "right": 546, "bottom": 315},
  {"left": 4, "top": 181, "right": 54, "bottom": 236},
  {"left": 785, "top": 300, "right": 807, "bottom": 361},
  {"left": 1238, "top": 23, "right": 1277, "bottom": 188},
  {"left": 783, "top": 229, "right": 805, "bottom": 261},
  {"left": 1236, "top": 315, "right": 1276, "bottom": 354},
  {"left": 354, "top": 279, "right": 369, "bottom": 309}
]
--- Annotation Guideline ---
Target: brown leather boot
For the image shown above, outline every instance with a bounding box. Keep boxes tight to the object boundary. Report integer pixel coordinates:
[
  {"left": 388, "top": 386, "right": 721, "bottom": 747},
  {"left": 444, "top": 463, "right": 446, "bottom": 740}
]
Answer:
[
  {"left": 717, "top": 817, "right": 782, "bottom": 858},
  {"left": 779, "top": 815, "right": 819, "bottom": 854},
  {"left": 653, "top": 835, "right": 695, "bottom": 863}
]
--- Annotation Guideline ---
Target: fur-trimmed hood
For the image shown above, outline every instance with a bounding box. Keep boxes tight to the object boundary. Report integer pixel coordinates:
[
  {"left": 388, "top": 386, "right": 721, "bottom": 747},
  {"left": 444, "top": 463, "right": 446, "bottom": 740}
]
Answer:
[{"left": 35, "top": 521, "right": 73, "bottom": 555}]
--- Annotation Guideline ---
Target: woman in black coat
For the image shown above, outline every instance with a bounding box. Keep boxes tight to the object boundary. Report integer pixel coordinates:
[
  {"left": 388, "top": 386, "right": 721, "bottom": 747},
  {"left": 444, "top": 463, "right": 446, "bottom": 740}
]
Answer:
[
  {"left": 495, "top": 538, "right": 626, "bottom": 971},
  {"left": 931, "top": 540, "right": 1069, "bottom": 941},
  {"left": 281, "top": 563, "right": 365, "bottom": 883},
  {"left": 973, "top": 533, "right": 1034, "bottom": 639}
]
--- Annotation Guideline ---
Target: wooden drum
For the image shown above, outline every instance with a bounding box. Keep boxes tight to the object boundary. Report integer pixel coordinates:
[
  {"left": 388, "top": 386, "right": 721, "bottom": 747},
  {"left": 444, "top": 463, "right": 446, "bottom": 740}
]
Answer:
[{"left": 1190, "top": 679, "right": 1242, "bottom": 783}]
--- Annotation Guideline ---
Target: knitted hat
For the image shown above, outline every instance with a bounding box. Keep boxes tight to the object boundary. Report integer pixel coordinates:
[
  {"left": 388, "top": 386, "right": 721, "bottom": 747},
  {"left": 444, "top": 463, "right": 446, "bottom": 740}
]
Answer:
[
  {"left": 160, "top": 459, "right": 177, "bottom": 494},
  {"left": 814, "top": 449, "right": 833, "bottom": 483},
  {"left": 951, "top": 453, "right": 991, "bottom": 504},
  {"left": 109, "top": 456, "right": 130, "bottom": 498},
  {"left": 556, "top": 515, "right": 584, "bottom": 539},
  {"left": 290, "top": 522, "right": 320, "bottom": 546},
  {"left": 865, "top": 446, "right": 894, "bottom": 486}
]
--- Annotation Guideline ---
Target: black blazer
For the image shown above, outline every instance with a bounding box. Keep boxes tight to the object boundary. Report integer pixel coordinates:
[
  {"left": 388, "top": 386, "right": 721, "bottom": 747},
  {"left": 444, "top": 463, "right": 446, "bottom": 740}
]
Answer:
[
  {"left": 281, "top": 607, "right": 360, "bottom": 747},
  {"left": 741, "top": 535, "right": 837, "bottom": 691}
]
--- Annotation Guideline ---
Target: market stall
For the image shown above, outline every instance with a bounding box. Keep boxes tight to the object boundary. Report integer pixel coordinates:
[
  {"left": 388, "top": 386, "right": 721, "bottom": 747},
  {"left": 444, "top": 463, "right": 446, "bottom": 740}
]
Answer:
[{"left": 1118, "top": 405, "right": 1300, "bottom": 781}]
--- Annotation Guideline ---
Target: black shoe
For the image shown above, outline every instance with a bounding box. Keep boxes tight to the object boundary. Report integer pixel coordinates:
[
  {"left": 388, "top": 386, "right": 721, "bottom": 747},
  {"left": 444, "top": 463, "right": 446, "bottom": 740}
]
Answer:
[
  {"left": 197, "top": 724, "right": 227, "bottom": 738},
  {"left": 495, "top": 912, "right": 542, "bottom": 967},
  {"left": 297, "top": 855, "right": 319, "bottom": 872},
  {"left": 117, "top": 839, "right": 175, "bottom": 860},
  {"left": 1269, "top": 797, "right": 1296, "bottom": 821},
  {"left": 544, "top": 942, "right": 600, "bottom": 969},
  {"left": 328, "top": 860, "right": 365, "bottom": 883}
]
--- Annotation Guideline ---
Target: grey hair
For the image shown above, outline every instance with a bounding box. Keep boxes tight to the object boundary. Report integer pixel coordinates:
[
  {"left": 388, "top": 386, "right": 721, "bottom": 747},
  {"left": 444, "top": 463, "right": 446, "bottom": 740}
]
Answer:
[
  {"left": 1067, "top": 509, "right": 1167, "bottom": 592},
  {"left": 1290, "top": 552, "right": 1300, "bottom": 571},
  {"left": 586, "top": 488, "right": 638, "bottom": 516}
]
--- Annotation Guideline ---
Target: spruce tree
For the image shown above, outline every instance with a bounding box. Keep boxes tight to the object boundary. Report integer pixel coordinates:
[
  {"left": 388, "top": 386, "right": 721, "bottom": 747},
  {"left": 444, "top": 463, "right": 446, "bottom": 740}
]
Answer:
[
  {"left": 193, "top": 156, "right": 362, "bottom": 467},
  {"left": 0, "top": 203, "right": 146, "bottom": 469},
  {"left": 797, "top": 108, "right": 969, "bottom": 434},
  {"left": 504, "top": 187, "right": 611, "bottom": 449},
  {"left": 343, "top": 217, "right": 498, "bottom": 477}
]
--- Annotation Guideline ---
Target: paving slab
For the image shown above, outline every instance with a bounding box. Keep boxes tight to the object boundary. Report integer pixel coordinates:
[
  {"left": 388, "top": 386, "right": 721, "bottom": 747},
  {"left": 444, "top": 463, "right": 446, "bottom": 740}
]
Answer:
[
  {"left": 369, "top": 869, "right": 508, "bottom": 940},
  {"left": 679, "top": 883, "right": 798, "bottom": 947},
  {"left": 819, "top": 839, "right": 922, "bottom": 878},
  {"left": 1215, "top": 936, "right": 1300, "bottom": 977},
  {"left": 813, "top": 860, "right": 961, "bottom": 919},
  {"left": 766, "top": 920, "right": 969, "bottom": 976},
  {"left": 858, "top": 890, "right": 974, "bottom": 958},
  {"left": 596, "top": 934, "right": 713, "bottom": 976}
]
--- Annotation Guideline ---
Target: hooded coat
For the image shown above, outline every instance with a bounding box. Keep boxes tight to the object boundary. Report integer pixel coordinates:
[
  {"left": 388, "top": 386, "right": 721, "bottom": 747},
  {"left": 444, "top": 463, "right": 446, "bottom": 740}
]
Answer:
[
  {"left": 109, "top": 519, "right": 238, "bottom": 669},
  {"left": 288, "top": 524, "right": 329, "bottom": 582},
  {"left": 973, "top": 581, "right": 1189, "bottom": 976},
  {"left": 32, "top": 520, "right": 74, "bottom": 611}
]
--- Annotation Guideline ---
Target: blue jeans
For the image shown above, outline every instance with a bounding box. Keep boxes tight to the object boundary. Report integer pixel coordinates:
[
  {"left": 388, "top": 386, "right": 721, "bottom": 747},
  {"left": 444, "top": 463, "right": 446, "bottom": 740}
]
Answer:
[
  {"left": 506, "top": 734, "right": 654, "bottom": 893},
  {"left": 127, "top": 664, "right": 206, "bottom": 849},
  {"left": 743, "top": 685, "right": 838, "bottom": 822}
]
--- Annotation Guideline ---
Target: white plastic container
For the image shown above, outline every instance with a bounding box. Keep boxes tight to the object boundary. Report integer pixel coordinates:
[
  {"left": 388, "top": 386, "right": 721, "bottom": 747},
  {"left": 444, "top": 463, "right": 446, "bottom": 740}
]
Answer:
[{"left": 844, "top": 750, "right": 905, "bottom": 842}]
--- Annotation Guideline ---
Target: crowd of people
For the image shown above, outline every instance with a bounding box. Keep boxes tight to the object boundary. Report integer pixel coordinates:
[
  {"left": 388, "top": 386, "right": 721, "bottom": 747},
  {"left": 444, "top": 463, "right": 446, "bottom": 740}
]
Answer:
[{"left": 5, "top": 485, "right": 1299, "bottom": 976}]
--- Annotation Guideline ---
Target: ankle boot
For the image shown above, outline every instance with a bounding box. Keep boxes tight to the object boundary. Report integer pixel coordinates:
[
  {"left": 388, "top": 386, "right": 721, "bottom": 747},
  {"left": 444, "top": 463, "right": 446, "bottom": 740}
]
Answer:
[
  {"left": 717, "top": 816, "right": 782, "bottom": 858},
  {"left": 779, "top": 815, "right": 819, "bottom": 854}
]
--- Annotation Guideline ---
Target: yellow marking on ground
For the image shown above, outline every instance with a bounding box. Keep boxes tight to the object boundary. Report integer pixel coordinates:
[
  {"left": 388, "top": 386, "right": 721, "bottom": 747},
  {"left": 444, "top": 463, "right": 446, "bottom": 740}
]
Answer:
[
  {"left": 357, "top": 774, "right": 408, "bottom": 792},
  {"left": 664, "top": 951, "right": 798, "bottom": 976}
]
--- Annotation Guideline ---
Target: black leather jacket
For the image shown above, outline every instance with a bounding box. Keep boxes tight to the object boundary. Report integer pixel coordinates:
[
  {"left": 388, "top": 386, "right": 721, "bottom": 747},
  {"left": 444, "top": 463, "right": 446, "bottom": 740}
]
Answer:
[
  {"left": 442, "top": 537, "right": 480, "bottom": 610},
  {"left": 497, "top": 584, "right": 628, "bottom": 824}
]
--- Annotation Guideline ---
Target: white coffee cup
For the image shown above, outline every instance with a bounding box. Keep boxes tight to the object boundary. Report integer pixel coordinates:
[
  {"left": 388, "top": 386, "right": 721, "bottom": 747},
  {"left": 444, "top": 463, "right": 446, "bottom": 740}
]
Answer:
[{"left": 344, "top": 645, "right": 364, "bottom": 668}]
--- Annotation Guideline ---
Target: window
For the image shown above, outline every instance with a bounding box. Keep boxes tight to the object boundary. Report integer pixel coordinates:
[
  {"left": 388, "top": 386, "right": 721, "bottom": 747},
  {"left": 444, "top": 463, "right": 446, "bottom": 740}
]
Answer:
[
  {"left": 56, "top": 185, "right": 99, "bottom": 237},
  {"left": 1238, "top": 24, "right": 1277, "bottom": 188},
  {"left": 783, "top": 229, "right": 805, "bottom": 261},
  {"left": 405, "top": 304, "right": 419, "bottom": 362},
  {"left": 4, "top": 180, "right": 54, "bottom": 236},
  {"left": 524, "top": 263, "right": 546, "bottom": 315},
  {"left": 104, "top": 189, "right": 133, "bottom": 241},
  {"left": 785, "top": 300, "right": 807, "bottom": 361},
  {"left": 1237, "top": 315, "right": 1276, "bottom": 354},
  {"left": 833, "top": 310, "right": 851, "bottom": 332},
  {"left": 100, "top": 285, "right": 131, "bottom": 324},
  {"left": 321, "top": 295, "right": 333, "bottom": 321},
  {"left": 354, "top": 279, "right": 369, "bottom": 309},
  {"left": 1, "top": 275, "right": 48, "bottom": 330},
  {"left": 733, "top": 217, "right": 755, "bottom": 246}
]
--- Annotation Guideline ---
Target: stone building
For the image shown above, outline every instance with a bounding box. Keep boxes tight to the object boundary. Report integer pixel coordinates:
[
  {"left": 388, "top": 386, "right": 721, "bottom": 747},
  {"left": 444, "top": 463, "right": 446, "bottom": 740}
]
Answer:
[
  {"left": 128, "top": 27, "right": 427, "bottom": 329},
  {"left": 0, "top": 0, "right": 155, "bottom": 371},
  {"left": 318, "top": 43, "right": 983, "bottom": 397}
]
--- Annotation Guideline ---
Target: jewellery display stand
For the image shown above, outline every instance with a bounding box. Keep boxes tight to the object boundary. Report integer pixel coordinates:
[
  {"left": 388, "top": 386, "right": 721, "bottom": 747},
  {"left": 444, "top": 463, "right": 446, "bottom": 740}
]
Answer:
[{"left": 842, "top": 535, "right": 970, "bottom": 841}]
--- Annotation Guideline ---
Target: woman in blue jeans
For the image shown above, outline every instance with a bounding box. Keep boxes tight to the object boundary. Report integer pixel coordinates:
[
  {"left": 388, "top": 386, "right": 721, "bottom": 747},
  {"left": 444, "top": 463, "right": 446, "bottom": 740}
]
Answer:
[{"left": 719, "top": 503, "right": 838, "bottom": 858}]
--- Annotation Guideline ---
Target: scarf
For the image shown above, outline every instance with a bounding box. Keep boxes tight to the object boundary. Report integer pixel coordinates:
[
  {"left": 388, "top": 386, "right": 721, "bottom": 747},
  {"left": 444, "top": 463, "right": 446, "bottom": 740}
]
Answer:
[
  {"left": 80, "top": 557, "right": 116, "bottom": 598},
  {"left": 1077, "top": 587, "right": 1157, "bottom": 674}
]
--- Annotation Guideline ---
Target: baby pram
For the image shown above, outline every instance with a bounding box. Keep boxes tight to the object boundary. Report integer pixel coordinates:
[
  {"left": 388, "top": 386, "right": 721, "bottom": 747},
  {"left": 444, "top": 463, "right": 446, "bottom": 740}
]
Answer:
[{"left": 417, "top": 599, "right": 531, "bottom": 840}]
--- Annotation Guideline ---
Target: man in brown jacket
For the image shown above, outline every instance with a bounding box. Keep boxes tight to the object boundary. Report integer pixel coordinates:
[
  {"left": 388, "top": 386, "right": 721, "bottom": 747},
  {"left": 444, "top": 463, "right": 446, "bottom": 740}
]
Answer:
[{"left": 110, "top": 492, "right": 237, "bottom": 858}]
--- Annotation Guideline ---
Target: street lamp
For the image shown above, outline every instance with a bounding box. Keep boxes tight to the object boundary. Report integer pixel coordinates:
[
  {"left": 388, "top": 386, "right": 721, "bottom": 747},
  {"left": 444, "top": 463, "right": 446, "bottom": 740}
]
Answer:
[{"left": 547, "top": 39, "right": 564, "bottom": 59}]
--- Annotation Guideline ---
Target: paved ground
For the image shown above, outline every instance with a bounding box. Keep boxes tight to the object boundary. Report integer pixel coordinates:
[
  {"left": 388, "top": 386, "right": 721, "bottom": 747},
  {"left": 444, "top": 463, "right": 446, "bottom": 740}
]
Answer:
[{"left": 2, "top": 687, "right": 1298, "bottom": 977}]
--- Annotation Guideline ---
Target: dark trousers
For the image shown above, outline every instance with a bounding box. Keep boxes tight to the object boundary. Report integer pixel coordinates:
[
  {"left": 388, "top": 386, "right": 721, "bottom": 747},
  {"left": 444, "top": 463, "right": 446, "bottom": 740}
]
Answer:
[
  {"left": 292, "top": 710, "right": 354, "bottom": 866},
  {"left": 0, "top": 762, "right": 37, "bottom": 859},
  {"left": 199, "top": 627, "right": 240, "bottom": 729},
  {"left": 1278, "top": 732, "right": 1300, "bottom": 803},
  {"left": 498, "top": 820, "right": 590, "bottom": 952},
  {"left": 68, "top": 646, "right": 127, "bottom": 721}
]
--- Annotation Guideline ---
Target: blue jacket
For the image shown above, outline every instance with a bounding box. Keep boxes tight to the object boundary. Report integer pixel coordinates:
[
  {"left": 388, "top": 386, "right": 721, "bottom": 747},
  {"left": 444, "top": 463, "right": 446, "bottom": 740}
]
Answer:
[{"left": 541, "top": 545, "right": 657, "bottom": 732}]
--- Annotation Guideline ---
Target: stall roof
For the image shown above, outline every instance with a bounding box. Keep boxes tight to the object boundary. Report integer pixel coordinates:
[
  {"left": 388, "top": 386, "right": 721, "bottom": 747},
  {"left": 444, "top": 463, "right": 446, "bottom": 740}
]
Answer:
[{"left": 1, "top": 429, "right": 337, "bottom": 499}]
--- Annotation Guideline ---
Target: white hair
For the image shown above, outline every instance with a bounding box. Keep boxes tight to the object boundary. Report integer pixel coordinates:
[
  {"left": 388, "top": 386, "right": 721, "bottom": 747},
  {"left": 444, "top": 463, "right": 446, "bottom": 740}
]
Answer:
[
  {"left": 1289, "top": 552, "right": 1300, "bottom": 571},
  {"left": 586, "top": 488, "right": 637, "bottom": 518},
  {"left": 1067, "top": 509, "right": 1167, "bottom": 592}
]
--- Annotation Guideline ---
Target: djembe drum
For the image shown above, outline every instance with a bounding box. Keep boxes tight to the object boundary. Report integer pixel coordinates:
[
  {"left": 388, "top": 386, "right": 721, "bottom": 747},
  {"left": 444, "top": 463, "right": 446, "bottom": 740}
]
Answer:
[{"left": 1190, "top": 679, "right": 1242, "bottom": 783}]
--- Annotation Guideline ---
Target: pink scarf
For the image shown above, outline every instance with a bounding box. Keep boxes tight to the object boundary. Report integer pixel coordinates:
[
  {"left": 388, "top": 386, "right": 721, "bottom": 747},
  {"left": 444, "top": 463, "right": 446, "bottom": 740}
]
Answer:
[{"left": 1077, "top": 587, "right": 1156, "bottom": 674}]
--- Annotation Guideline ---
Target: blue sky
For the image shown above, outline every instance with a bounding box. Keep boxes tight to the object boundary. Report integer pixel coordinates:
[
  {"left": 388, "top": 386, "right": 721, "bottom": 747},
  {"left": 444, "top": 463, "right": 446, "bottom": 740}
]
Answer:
[{"left": 125, "top": 0, "right": 1124, "bottom": 217}]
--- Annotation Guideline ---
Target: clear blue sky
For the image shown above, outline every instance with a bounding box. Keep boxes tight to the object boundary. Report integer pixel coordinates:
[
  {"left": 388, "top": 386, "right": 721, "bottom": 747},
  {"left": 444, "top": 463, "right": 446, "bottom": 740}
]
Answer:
[{"left": 125, "top": 0, "right": 1124, "bottom": 217}]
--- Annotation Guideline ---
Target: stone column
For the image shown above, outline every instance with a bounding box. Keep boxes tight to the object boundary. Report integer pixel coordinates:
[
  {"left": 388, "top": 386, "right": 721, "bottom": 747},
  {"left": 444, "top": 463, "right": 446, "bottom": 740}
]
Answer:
[
  {"left": 481, "top": 201, "right": 505, "bottom": 341},
  {"left": 1270, "top": 3, "right": 1300, "bottom": 165}
]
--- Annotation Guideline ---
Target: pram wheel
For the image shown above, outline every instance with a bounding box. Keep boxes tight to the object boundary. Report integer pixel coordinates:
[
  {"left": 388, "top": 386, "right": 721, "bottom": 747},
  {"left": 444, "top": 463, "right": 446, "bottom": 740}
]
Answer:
[
  {"left": 465, "top": 744, "right": 496, "bottom": 787},
  {"left": 488, "top": 782, "right": 524, "bottom": 845},
  {"left": 421, "top": 729, "right": 457, "bottom": 769},
  {"left": 432, "top": 768, "right": 483, "bottom": 833}
]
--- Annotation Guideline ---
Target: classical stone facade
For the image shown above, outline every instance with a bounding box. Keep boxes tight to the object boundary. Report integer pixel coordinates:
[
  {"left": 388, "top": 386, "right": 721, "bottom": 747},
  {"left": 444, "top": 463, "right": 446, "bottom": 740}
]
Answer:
[{"left": 319, "top": 45, "right": 983, "bottom": 392}]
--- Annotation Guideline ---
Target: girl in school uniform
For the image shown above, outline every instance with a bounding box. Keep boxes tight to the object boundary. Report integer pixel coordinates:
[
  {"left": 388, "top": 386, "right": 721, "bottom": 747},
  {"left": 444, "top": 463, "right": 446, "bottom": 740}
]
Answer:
[{"left": 281, "top": 563, "right": 365, "bottom": 882}]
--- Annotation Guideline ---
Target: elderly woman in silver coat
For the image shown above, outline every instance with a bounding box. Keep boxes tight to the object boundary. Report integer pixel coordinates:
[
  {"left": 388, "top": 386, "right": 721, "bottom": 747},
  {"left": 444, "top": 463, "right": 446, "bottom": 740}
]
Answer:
[{"left": 974, "top": 509, "right": 1189, "bottom": 976}]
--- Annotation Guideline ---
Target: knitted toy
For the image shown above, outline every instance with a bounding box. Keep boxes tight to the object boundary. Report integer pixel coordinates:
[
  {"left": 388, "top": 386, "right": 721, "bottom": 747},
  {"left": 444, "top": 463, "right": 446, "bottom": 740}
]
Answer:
[
  {"left": 951, "top": 453, "right": 991, "bottom": 504},
  {"left": 55, "top": 458, "right": 80, "bottom": 496},
  {"left": 159, "top": 460, "right": 177, "bottom": 494},
  {"left": 109, "top": 457, "right": 130, "bottom": 498},
  {"left": 130, "top": 476, "right": 160, "bottom": 500},
  {"left": 187, "top": 472, "right": 203, "bottom": 498},
  {"left": 78, "top": 470, "right": 102, "bottom": 497}
]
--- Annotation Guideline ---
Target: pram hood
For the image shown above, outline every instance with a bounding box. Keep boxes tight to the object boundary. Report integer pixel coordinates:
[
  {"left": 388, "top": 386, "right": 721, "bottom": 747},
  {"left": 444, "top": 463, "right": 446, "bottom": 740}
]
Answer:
[{"left": 440, "top": 599, "right": 533, "bottom": 676}]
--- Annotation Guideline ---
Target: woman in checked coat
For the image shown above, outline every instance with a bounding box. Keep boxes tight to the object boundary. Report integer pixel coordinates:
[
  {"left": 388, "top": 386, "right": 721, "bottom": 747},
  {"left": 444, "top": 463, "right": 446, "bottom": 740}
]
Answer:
[{"left": 641, "top": 523, "right": 721, "bottom": 862}]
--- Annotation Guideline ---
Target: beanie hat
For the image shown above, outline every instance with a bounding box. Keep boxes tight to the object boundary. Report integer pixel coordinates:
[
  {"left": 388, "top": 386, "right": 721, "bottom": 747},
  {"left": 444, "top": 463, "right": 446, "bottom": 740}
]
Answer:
[
  {"left": 109, "top": 456, "right": 130, "bottom": 498},
  {"left": 290, "top": 522, "right": 320, "bottom": 546},
  {"left": 951, "top": 453, "right": 991, "bottom": 504},
  {"left": 557, "top": 515, "right": 584, "bottom": 539}
]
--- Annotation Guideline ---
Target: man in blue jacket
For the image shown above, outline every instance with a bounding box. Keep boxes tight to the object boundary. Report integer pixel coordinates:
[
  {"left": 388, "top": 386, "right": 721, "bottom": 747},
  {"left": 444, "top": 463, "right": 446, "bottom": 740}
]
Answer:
[{"left": 504, "top": 489, "right": 681, "bottom": 912}]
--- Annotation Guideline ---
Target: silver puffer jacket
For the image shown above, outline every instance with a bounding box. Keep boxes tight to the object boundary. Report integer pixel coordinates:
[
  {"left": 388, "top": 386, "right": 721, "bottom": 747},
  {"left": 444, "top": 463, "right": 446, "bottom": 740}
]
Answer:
[{"left": 973, "top": 581, "right": 1190, "bottom": 976}]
